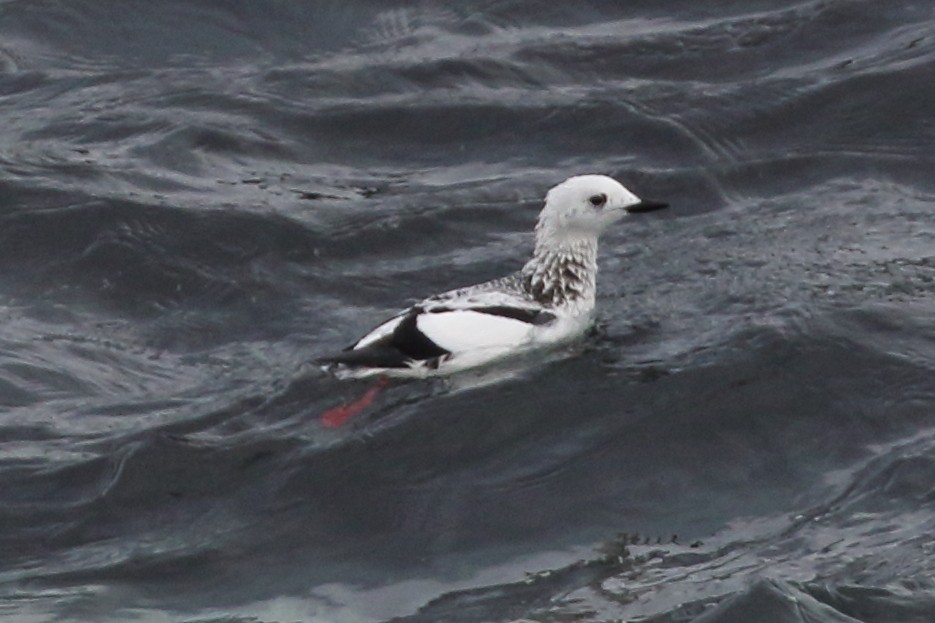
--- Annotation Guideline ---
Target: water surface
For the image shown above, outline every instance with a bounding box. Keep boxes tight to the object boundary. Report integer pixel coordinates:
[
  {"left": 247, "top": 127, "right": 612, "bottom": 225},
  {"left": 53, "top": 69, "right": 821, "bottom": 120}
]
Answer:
[{"left": 1, "top": 1, "right": 934, "bottom": 621}]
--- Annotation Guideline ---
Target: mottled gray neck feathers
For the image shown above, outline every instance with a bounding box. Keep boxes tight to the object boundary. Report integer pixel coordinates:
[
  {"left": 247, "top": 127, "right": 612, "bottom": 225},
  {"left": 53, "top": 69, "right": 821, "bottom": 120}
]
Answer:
[{"left": 522, "top": 240, "right": 598, "bottom": 307}]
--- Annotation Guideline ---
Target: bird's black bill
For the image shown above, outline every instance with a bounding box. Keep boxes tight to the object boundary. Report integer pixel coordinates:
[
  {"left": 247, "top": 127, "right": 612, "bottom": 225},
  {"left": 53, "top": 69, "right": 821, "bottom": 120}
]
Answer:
[{"left": 626, "top": 199, "right": 669, "bottom": 214}]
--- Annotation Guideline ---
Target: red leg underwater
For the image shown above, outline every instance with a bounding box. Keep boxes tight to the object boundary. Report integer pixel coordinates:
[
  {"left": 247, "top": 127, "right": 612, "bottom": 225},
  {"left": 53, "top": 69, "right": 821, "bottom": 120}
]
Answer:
[{"left": 320, "top": 376, "right": 390, "bottom": 428}]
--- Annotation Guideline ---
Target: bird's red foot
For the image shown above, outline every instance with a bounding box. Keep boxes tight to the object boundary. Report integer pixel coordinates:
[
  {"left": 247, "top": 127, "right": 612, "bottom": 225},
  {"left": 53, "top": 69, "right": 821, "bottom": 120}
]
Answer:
[{"left": 320, "top": 376, "right": 389, "bottom": 428}]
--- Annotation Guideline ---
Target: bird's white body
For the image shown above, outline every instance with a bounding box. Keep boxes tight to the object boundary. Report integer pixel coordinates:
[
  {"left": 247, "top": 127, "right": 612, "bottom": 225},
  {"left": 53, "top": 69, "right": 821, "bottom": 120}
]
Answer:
[
  {"left": 345, "top": 295, "right": 591, "bottom": 379},
  {"left": 319, "top": 175, "right": 666, "bottom": 379}
]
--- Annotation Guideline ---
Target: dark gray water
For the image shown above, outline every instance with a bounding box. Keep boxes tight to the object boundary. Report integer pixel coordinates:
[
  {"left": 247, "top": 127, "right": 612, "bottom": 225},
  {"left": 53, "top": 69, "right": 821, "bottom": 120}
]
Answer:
[{"left": 1, "top": 1, "right": 934, "bottom": 621}]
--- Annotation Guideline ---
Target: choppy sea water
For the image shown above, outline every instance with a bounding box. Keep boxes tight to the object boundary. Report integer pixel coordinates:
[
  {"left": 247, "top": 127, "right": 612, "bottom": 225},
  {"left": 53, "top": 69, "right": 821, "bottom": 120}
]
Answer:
[{"left": 1, "top": 1, "right": 934, "bottom": 622}]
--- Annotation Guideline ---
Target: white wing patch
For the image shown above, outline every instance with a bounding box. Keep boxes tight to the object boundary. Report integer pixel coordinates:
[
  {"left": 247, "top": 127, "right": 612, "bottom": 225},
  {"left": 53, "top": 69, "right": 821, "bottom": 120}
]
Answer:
[{"left": 415, "top": 310, "right": 533, "bottom": 354}]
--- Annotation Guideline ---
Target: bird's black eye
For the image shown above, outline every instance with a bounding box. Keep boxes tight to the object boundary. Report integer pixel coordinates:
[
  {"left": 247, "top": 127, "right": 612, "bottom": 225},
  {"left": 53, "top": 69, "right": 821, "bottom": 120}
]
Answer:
[{"left": 588, "top": 193, "right": 607, "bottom": 208}]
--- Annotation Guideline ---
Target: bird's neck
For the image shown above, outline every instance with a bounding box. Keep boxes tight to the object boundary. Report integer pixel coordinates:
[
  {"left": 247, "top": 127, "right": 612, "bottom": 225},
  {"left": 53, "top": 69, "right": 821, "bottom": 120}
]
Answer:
[{"left": 522, "top": 238, "right": 598, "bottom": 307}]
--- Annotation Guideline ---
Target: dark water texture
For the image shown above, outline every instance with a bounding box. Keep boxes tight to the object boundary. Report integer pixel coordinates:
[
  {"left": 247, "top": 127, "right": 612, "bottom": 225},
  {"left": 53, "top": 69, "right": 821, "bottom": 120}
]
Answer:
[{"left": 1, "top": 1, "right": 934, "bottom": 621}]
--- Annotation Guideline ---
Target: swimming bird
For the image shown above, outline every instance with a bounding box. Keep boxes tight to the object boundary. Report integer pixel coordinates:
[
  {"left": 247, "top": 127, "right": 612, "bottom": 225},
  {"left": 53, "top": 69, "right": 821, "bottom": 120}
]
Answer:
[{"left": 318, "top": 174, "right": 668, "bottom": 383}]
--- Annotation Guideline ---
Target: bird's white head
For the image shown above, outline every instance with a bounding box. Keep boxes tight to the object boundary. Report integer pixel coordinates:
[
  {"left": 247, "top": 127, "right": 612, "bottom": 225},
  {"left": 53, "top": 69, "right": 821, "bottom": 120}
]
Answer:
[{"left": 535, "top": 175, "right": 667, "bottom": 247}]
